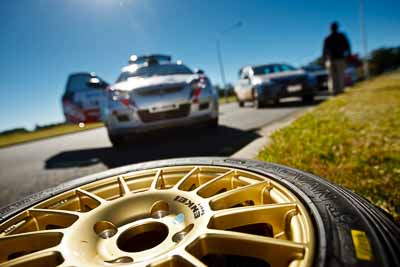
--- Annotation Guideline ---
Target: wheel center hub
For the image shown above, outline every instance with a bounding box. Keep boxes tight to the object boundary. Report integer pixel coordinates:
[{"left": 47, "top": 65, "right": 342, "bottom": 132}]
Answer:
[
  {"left": 66, "top": 190, "right": 211, "bottom": 265},
  {"left": 117, "top": 222, "right": 169, "bottom": 252}
]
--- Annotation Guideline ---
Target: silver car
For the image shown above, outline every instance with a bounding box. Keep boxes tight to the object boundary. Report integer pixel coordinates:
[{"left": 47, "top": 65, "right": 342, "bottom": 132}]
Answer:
[
  {"left": 234, "top": 63, "right": 317, "bottom": 108},
  {"left": 104, "top": 57, "right": 219, "bottom": 147}
]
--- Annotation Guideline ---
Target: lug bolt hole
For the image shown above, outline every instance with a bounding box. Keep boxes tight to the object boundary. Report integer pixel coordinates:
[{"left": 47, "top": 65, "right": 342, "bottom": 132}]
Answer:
[
  {"left": 172, "top": 223, "right": 194, "bottom": 243},
  {"left": 93, "top": 221, "right": 118, "bottom": 239},
  {"left": 105, "top": 256, "right": 134, "bottom": 264},
  {"left": 150, "top": 200, "right": 170, "bottom": 219}
]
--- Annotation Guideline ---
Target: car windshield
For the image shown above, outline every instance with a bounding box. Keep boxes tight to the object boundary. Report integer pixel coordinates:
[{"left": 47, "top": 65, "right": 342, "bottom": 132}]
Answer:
[
  {"left": 117, "top": 64, "right": 193, "bottom": 82},
  {"left": 253, "top": 64, "right": 297, "bottom": 75},
  {"left": 66, "top": 74, "right": 94, "bottom": 92},
  {"left": 303, "top": 65, "right": 324, "bottom": 71}
]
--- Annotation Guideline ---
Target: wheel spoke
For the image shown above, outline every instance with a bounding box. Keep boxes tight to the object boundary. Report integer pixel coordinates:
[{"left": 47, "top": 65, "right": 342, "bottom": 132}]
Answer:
[
  {"left": 187, "top": 229, "right": 305, "bottom": 267},
  {"left": 174, "top": 167, "right": 200, "bottom": 190},
  {"left": 30, "top": 208, "right": 81, "bottom": 217},
  {"left": 117, "top": 175, "right": 131, "bottom": 196},
  {"left": 195, "top": 170, "right": 235, "bottom": 197},
  {"left": 28, "top": 208, "right": 79, "bottom": 231},
  {"left": 76, "top": 188, "right": 105, "bottom": 204},
  {"left": 209, "top": 203, "right": 297, "bottom": 237},
  {"left": 209, "top": 180, "right": 272, "bottom": 210},
  {"left": 179, "top": 251, "right": 207, "bottom": 267},
  {"left": 0, "top": 231, "right": 63, "bottom": 264},
  {"left": 0, "top": 209, "right": 78, "bottom": 238},
  {"left": 150, "top": 169, "right": 166, "bottom": 190},
  {"left": 0, "top": 250, "right": 64, "bottom": 267}
]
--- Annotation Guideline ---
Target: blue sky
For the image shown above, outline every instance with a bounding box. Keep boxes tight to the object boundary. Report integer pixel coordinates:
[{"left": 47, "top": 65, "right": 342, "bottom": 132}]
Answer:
[{"left": 0, "top": 0, "right": 399, "bottom": 131}]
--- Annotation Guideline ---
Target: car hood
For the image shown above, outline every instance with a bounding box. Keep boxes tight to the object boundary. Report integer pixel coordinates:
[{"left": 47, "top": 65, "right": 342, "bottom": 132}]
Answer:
[
  {"left": 307, "top": 69, "right": 328, "bottom": 76},
  {"left": 111, "top": 74, "right": 199, "bottom": 91},
  {"left": 252, "top": 69, "right": 307, "bottom": 84}
]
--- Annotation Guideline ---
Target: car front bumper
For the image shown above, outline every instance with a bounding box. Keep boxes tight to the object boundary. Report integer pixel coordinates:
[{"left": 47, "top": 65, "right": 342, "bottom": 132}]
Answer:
[
  {"left": 260, "top": 82, "right": 316, "bottom": 100},
  {"left": 106, "top": 100, "right": 218, "bottom": 136}
]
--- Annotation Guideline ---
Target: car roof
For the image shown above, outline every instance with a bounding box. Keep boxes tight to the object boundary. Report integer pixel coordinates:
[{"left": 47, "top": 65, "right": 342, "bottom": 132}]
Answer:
[
  {"left": 129, "top": 54, "right": 171, "bottom": 64},
  {"left": 239, "top": 63, "right": 288, "bottom": 72},
  {"left": 121, "top": 62, "right": 184, "bottom": 73},
  {"left": 68, "top": 72, "right": 97, "bottom": 77},
  {"left": 251, "top": 63, "right": 288, "bottom": 69}
]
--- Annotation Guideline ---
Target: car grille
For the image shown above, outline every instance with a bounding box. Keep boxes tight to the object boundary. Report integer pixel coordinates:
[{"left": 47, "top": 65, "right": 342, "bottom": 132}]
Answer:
[
  {"left": 273, "top": 76, "right": 306, "bottom": 85},
  {"left": 136, "top": 86, "right": 183, "bottom": 96},
  {"left": 316, "top": 74, "right": 328, "bottom": 84},
  {"left": 199, "top": 102, "right": 210, "bottom": 110},
  {"left": 137, "top": 103, "right": 191, "bottom": 123}
]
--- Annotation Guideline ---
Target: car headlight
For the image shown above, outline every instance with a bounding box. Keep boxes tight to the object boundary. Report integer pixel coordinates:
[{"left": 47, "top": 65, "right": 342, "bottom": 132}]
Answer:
[
  {"left": 254, "top": 78, "right": 275, "bottom": 87},
  {"left": 109, "top": 90, "right": 134, "bottom": 108},
  {"left": 252, "top": 77, "right": 263, "bottom": 86},
  {"left": 109, "top": 90, "right": 129, "bottom": 101}
]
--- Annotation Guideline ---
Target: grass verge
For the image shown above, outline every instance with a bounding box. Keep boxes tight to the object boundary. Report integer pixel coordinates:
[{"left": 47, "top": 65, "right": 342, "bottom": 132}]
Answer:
[
  {"left": 0, "top": 122, "right": 103, "bottom": 148},
  {"left": 258, "top": 71, "right": 400, "bottom": 222}
]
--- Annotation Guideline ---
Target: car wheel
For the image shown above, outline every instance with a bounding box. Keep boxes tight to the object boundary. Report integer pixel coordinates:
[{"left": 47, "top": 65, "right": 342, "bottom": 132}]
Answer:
[
  {"left": 0, "top": 158, "right": 399, "bottom": 267},
  {"left": 108, "top": 133, "right": 127, "bottom": 148},
  {"left": 267, "top": 97, "right": 280, "bottom": 106},
  {"left": 206, "top": 117, "right": 218, "bottom": 128},
  {"left": 302, "top": 94, "right": 314, "bottom": 103},
  {"left": 238, "top": 101, "right": 244, "bottom": 107},
  {"left": 253, "top": 90, "right": 265, "bottom": 109}
]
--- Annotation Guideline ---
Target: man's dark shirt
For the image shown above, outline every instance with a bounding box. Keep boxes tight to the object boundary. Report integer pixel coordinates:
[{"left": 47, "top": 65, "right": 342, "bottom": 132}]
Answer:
[{"left": 323, "top": 32, "right": 351, "bottom": 61}]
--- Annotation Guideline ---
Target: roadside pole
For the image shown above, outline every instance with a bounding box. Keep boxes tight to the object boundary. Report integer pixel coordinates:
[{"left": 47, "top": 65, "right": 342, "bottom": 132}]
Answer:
[
  {"left": 216, "top": 38, "right": 227, "bottom": 102},
  {"left": 216, "top": 21, "right": 243, "bottom": 103},
  {"left": 359, "top": 0, "right": 369, "bottom": 79}
]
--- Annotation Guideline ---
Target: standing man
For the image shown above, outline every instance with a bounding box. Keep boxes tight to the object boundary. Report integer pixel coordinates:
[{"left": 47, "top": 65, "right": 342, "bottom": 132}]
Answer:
[{"left": 323, "top": 22, "right": 351, "bottom": 94}]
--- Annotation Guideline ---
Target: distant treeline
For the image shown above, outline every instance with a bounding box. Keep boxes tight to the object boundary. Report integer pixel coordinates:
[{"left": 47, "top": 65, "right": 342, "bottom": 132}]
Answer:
[
  {"left": 0, "top": 128, "right": 29, "bottom": 135},
  {"left": 215, "top": 84, "right": 235, "bottom": 97},
  {"left": 0, "top": 122, "right": 66, "bottom": 136},
  {"left": 369, "top": 46, "right": 400, "bottom": 75}
]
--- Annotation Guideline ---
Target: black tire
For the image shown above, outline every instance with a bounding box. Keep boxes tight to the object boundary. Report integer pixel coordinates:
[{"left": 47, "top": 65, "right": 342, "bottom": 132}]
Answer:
[
  {"left": 206, "top": 117, "right": 218, "bottom": 128},
  {"left": 302, "top": 94, "right": 314, "bottom": 103},
  {"left": 253, "top": 90, "right": 266, "bottom": 109},
  {"left": 267, "top": 97, "right": 280, "bottom": 106},
  {"left": 238, "top": 101, "right": 244, "bottom": 107},
  {"left": 1, "top": 158, "right": 399, "bottom": 267},
  {"left": 108, "top": 133, "right": 127, "bottom": 148},
  {"left": 254, "top": 98, "right": 266, "bottom": 109}
]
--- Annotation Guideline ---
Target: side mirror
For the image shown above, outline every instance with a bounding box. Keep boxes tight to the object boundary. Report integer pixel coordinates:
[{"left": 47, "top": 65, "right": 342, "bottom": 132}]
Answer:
[
  {"left": 195, "top": 69, "right": 204, "bottom": 75},
  {"left": 87, "top": 78, "right": 107, "bottom": 89}
]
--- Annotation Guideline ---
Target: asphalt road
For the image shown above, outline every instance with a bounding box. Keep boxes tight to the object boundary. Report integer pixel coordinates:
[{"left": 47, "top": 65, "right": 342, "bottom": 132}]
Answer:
[{"left": 0, "top": 99, "right": 323, "bottom": 207}]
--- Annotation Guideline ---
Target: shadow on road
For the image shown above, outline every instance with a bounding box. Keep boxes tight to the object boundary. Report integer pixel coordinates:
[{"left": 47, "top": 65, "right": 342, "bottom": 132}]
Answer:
[
  {"left": 276, "top": 98, "right": 326, "bottom": 108},
  {"left": 45, "top": 125, "right": 261, "bottom": 169}
]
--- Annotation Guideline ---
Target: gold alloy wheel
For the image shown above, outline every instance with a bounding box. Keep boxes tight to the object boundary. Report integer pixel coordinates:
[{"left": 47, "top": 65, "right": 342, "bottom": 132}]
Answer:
[{"left": 0, "top": 165, "right": 315, "bottom": 267}]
